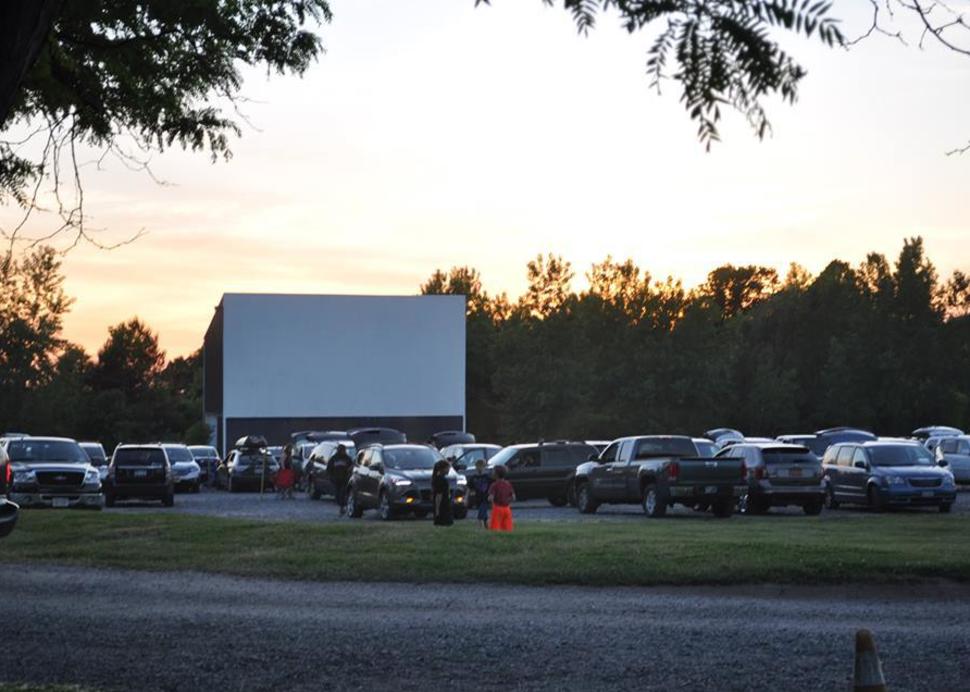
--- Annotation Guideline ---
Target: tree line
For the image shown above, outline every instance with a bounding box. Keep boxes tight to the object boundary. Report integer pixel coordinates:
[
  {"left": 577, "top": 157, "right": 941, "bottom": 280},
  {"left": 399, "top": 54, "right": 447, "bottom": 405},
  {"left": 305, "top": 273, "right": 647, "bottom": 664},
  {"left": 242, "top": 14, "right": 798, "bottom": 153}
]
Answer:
[
  {"left": 422, "top": 237, "right": 970, "bottom": 443},
  {"left": 0, "top": 247, "right": 206, "bottom": 450},
  {"left": 2, "top": 237, "right": 969, "bottom": 449}
]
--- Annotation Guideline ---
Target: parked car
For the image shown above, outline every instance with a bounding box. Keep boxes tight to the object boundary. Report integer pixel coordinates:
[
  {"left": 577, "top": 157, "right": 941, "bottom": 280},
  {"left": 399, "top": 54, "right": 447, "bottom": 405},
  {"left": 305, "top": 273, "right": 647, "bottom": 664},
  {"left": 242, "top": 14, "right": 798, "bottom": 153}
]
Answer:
[
  {"left": 692, "top": 438, "right": 719, "bottom": 457},
  {"left": 348, "top": 427, "right": 407, "bottom": 448},
  {"left": 704, "top": 428, "right": 744, "bottom": 448},
  {"left": 105, "top": 444, "right": 175, "bottom": 507},
  {"left": 188, "top": 445, "right": 220, "bottom": 483},
  {"left": 776, "top": 434, "right": 828, "bottom": 457},
  {"left": 162, "top": 443, "right": 202, "bottom": 492},
  {"left": 218, "top": 441, "right": 279, "bottom": 492},
  {"left": 716, "top": 443, "right": 824, "bottom": 515},
  {"left": 442, "top": 443, "right": 502, "bottom": 470},
  {"left": 935, "top": 436, "right": 970, "bottom": 484},
  {"left": 1, "top": 436, "right": 103, "bottom": 509},
  {"left": 305, "top": 439, "right": 357, "bottom": 500},
  {"left": 574, "top": 436, "right": 745, "bottom": 518},
  {"left": 346, "top": 444, "right": 467, "bottom": 520},
  {"left": 822, "top": 440, "right": 956, "bottom": 512},
  {"left": 79, "top": 442, "right": 109, "bottom": 481},
  {"left": 815, "top": 427, "right": 876, "bottom": 452},
  {"left": 486, "top": 441, "right": 598, "bottom": 507},
  {"left": 429, "top": 430, "right": 475, "bottom": 449},
  {"left": 912, "top": 426, "right": 963, "bottom": 442}
]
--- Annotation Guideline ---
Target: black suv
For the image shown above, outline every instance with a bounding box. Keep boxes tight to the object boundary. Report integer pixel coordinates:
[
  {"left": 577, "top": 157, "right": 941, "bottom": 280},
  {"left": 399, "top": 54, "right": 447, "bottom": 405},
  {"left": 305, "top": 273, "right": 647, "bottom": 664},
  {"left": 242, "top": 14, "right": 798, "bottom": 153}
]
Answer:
[
  {"left": 346, "top": 444, "right": 467, "bottom": 520},
  {"left": 105, "top": 444, "right": 175, "bottom": 507},
  {"left": 485, "top": 441, "right": 598, "bottom": 506}
]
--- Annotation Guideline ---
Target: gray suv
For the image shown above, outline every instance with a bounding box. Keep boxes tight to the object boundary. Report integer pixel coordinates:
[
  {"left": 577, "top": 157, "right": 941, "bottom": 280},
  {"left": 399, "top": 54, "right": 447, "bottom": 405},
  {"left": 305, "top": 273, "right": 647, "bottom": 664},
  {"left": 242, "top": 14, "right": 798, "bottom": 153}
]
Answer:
[{"left": 716, "top": 443, "right": 824, "bottom": 515}]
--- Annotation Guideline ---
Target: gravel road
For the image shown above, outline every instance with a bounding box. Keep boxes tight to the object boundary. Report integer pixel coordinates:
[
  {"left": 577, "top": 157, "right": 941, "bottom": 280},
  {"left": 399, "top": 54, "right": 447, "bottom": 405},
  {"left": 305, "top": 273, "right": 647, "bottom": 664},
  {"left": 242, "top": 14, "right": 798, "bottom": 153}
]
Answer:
[
  {"left": 2, "top": 565, "right": 968, "bottom": 691},
  {"left": 104, "top": 485, "right": 970, "bottom": 524}
]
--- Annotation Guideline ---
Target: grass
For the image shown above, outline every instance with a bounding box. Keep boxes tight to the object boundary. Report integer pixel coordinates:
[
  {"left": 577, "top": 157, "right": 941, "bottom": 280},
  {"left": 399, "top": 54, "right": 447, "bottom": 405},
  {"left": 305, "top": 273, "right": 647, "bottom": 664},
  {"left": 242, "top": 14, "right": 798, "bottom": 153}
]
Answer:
[{"left": 2, "top": 510, "right": 968, "bottom": 587}]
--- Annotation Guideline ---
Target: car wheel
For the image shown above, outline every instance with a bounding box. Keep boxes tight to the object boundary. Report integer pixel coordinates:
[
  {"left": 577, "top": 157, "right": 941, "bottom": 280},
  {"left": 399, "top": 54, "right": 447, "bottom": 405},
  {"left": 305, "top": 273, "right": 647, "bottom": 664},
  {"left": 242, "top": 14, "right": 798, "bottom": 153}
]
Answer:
[
  {"left": 711, "top": 498, "right": 734, "bottom": 518},
  {"left": 824, "top": 485, "right": 840, "bottom": 510},
  {"left": 347, "top": 490, "right": 364, "bottom": 518},
  {"left": 105, "top": 493, "right": 116, "bottom": 508},
  {"left": 939, "top": 502, "right": 952, "bottom": 514},
  {"left": 162, "top": 493, "right": 174, "bottom": 507},
  {"left": 641, "top": 484, "right": 667, "bottom": 518},
  {"left": 576, "top": 483, "right": 598, "bottom": 514},
  {"left": 802, "top": 498, "right": 824, "bottom": 516},
  {"left": 548, "top": 496, "right": 568, "bottom": 507},
  {"left": 379, "top": 492, "right": 395, "bottom": 521},
  {"left": 867, "top": 485, "right": 885, "bottom": 512}
]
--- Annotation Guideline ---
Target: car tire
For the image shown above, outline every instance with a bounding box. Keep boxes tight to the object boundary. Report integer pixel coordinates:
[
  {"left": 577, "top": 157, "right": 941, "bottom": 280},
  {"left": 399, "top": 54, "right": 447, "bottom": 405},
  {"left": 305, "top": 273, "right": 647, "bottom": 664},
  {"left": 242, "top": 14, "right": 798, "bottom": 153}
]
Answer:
[
  {"left": 162, "top": 493, "right": 174, "bottom": 507},
  {"left": 824, "top": 485, "right": 840, "bottom": 510},
  {"left": 548, "top": 496, "right": 568, "bottom": 507},
  {"left": 802, "top": 498, "right": 824, "bottom": 516},
  {"left": 867, "top": 485, "right": 885, "bottom": 512},
  {"left": 576, "top": 483, "right": 598, "bottom": 514},
  {"left": 939, "top": 502, "right": 952, "bottom": 514},
  {"left": 711, "top": 498, "right": 734, "bottom": 518},
  {"left": 378, "top": 492, "right": 395, "bottom": 521},
  {"left": 347, "top": 489, "right": 364, "bottom": 518},
  {"left": 105, "top": 493, "right": 116, "bottom": 508},
  {"left": 641, "top": 484, "right": 667, "bottom": 518}
]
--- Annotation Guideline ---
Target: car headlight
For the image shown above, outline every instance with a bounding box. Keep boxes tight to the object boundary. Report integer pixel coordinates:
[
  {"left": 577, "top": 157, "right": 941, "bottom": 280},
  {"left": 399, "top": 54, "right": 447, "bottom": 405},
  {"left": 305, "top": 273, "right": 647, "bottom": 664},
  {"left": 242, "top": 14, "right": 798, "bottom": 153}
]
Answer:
[
  {"left": 884, "top": 475, "right": 906, "bottom": 486},
  {"left": 392, "top": 479, "right": 412, "bottom": 487},
  {"left": 84, "top": 469, "right": 100, "bottom": 484},
  {"left": 943, "top": 474, "right": 956, "bottom": 488},
  {"left": 13, "top": 469, "right": 36, "bottom": 484}
]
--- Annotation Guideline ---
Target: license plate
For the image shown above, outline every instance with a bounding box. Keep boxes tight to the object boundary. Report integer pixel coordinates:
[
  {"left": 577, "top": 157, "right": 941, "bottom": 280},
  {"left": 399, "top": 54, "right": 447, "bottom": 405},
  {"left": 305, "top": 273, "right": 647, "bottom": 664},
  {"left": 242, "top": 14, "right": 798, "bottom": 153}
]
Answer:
[
  {"left": 134, "top": 469, "right": 147, "bottom": 478},
  {"left": 52, "top": 497, "right": 70, "bottom": 508},
  {"left": 705, "top": 486, "right": 717, "bottom": 494},
  {"left": 921, "top": 491, "right": 933, "bottom": 498},
  {"left": 790, "top": 468, "right": 802, "bottom": 478}
]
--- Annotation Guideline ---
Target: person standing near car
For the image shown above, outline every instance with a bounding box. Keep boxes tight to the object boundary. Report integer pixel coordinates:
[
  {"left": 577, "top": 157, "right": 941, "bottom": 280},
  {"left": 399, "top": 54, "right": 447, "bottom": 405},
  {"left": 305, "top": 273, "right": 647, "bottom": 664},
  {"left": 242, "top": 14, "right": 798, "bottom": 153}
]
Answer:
[
  {"left": 327, "top": 444, "right": 354, "bottom": 515},
  {"left": 431, "top": 459, "right": 454, "bottom": 527},
  {"left": 488, "top": 465, "right": 515, "bottom": 532},
  {"left": 469, "top": 458, "right": 492, "bottom": 529}
]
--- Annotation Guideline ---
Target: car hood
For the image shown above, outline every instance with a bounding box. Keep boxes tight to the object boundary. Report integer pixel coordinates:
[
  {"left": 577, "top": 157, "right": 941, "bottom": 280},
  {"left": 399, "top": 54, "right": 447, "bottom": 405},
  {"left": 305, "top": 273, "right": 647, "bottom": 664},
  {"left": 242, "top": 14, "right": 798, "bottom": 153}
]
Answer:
[
  {"left": 11, "top": 461, "right": 92, "bottom": 473},
  {"left": 873, "top": 465, "right": 949, "bottom": 477}
]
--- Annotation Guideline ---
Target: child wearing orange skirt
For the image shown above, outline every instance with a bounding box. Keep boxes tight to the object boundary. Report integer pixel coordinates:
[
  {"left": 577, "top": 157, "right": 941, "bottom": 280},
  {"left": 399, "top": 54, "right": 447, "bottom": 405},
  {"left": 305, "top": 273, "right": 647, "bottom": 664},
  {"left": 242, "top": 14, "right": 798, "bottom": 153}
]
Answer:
[{"left": 487, "top": 464, "right": 516, "bottom": 532}]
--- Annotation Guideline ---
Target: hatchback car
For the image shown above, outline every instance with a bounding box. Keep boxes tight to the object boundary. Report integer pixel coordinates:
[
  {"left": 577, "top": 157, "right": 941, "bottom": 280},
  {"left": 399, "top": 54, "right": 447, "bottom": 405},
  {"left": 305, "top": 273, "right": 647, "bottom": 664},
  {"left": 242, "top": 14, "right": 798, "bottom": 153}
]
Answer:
[
  {"left": 935, "top": 436, "right": 970, "bottom": 484},
  {"left": 162, "top": 443, "right": 202, "bottom": 492},
  {"left": 717, "top": 443, "right": 824, "bottom": 515},
  {"left": 218, "top": 445, "right": 279, "bottom": 492},
  {"left": 822, "top": 441, "right": 956, "bottom": 512},
  {"left": 105, "top": 445, "right": 174, "bottom": 507},
  {"left": 3, "top": 436, "right": 103, "bottom": 509},
  {"left": 346, "top": 444, "right": 467, "bottom": 520}
]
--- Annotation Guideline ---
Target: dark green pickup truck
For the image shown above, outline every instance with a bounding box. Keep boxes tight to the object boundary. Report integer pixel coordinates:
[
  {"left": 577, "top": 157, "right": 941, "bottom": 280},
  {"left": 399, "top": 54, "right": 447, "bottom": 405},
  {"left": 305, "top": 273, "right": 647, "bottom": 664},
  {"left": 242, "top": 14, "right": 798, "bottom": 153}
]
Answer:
[{"left": 573, "top": 435, "right": 746, "bottom": 517}]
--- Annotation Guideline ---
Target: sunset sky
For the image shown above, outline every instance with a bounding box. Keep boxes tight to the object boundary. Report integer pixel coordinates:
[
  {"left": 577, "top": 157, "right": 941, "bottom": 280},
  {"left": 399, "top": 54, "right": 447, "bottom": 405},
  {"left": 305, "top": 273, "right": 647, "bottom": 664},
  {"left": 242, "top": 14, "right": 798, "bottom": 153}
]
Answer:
[{"left": 5, "top": 0, "right": 970, "bottom": 358}]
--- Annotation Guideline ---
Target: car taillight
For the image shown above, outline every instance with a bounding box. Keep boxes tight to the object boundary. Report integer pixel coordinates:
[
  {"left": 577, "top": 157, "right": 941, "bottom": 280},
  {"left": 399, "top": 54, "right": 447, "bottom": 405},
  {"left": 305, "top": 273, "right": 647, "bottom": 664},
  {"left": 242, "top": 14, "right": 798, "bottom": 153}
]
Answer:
[
  {"left": 668, "top": 461, "right": 680, "bottom": 482},
  {"left": 3, "top": 464, "right": 10, "bottom": 489}
]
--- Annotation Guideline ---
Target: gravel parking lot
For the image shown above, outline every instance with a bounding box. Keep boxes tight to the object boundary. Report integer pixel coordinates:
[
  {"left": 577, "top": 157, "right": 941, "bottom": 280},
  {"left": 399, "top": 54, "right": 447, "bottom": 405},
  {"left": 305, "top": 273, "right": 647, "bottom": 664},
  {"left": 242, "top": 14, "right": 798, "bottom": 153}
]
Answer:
[
  {"left": 3, "top": 564, "right": 968, "bottom": 691},
  {"left": 104, "top": 485, "right": 970, "bottom": 523}
]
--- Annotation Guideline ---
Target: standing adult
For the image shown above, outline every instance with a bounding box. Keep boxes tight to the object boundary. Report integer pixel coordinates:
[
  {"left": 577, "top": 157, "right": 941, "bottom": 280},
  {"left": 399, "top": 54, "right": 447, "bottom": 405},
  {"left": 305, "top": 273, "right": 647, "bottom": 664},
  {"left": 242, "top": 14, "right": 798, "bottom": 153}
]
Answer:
[
  {"left": 431, "top": 459, "right": 454, "bottom": 527},
  {"left": 327, "top": 444, "right": 354, "bottom": 515}
]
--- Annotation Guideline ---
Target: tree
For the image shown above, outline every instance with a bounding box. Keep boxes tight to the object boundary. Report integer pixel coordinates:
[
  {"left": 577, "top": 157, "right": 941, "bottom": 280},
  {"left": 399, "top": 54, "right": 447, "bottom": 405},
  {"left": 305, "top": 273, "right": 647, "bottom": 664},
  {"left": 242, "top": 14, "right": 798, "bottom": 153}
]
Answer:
[
  {"left": 699, "top": 264, "right": 779, "bottom": 319},
  {"left": 522, "top": 253, "right": 575, "bottom": 318},
  {"left": 1, "top": 0, "right": 331, "bottom": 247}
]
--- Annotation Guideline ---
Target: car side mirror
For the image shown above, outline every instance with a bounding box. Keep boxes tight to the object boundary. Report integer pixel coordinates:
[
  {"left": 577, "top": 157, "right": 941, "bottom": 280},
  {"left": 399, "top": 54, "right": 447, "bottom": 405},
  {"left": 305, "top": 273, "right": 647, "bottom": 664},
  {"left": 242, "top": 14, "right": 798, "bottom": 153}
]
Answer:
[
  {"left": 854, "top": 460, "right": 868, "bottom": 470},
  {"left": 371, "top": 461, "right": 384, "bottom": 474}
]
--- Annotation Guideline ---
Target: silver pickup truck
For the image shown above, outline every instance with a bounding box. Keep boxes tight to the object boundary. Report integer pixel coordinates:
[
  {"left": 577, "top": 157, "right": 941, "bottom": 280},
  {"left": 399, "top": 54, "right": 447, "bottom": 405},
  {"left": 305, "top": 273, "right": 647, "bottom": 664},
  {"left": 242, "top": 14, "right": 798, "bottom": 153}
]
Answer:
[{"left": 573, "top": 435, "right": 746, "bottom": 518}]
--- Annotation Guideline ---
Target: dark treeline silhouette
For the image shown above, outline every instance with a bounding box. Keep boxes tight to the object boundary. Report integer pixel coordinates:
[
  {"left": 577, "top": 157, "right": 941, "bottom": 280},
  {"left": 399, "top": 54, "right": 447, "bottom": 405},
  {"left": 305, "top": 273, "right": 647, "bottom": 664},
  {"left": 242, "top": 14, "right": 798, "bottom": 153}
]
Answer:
[
  {"left": 422, "top": 238, "right": 970, "bottom": 443},
  {"left": 0, "top": 247, "right": 206, "bottom": 449}
]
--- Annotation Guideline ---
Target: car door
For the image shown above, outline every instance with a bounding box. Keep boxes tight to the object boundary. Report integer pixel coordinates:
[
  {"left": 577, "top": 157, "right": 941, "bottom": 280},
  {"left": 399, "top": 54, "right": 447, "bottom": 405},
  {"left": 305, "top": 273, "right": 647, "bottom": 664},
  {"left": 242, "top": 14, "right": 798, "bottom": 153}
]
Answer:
[
  {"left": 830, "top": 446, "right": 852, "bottom": 498},
  {"left": 846, "top": 447, "right": 870, "bottom": 501},
  {"left": 587, "top": 442, "right": 618, "bottom": 499},
  {"left": 618, "top": 439, "right": 647, "bottom": 500},
  {"left": 506, "top": 447, "right": 541, "bottom": 500},
  {"left": 361, "top": 448, "right": 383, "bottom": 507},
  {"left": 538, "top": 446, "right": 576, "bottom": 500}
]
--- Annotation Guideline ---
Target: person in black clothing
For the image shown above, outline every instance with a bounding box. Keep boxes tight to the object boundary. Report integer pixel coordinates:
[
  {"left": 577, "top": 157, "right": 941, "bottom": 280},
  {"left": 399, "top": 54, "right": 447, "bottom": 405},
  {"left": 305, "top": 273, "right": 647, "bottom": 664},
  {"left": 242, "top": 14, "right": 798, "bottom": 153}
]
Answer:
[
  {"left": 431, "top": 459, "right": 454, "bottom": 527},
  {"left": 326, "top": 444, "right": 354, "bottom": 515},
  {"left": 468, "top": 458, "right": 492, "bottom": 528}
]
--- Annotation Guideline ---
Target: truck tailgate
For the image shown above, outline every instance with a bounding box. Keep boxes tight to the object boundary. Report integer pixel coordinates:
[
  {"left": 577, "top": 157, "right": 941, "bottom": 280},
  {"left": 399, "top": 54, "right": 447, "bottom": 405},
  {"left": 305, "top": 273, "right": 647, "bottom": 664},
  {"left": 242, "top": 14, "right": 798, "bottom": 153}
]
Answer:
[{"left": 676, "top": 457, "right": 743, "bottom": 484}]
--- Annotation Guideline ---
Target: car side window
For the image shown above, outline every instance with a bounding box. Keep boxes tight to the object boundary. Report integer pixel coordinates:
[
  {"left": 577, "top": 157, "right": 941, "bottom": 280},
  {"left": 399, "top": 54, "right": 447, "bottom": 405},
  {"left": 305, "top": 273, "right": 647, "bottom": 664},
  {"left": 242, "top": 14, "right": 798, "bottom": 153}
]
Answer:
[
  {"left": 518, "top": 449, "right": 540, "bottom": 468},
  {"left": 959, "top": 441, "right": 970, "bottom": 455},
  {"left": 617, "top": 440, "right": 635, "bottom": 464},
  {"left": 852, "top": 448, "right": 868, "bottom": 467},
  {"left": 599, "top": 443, "right": 618, "bottom": 463},
  {"left": 360, "top": 449, "right": 372, "bottom": 467},
  {"left": 542, "top": 448, "right": 574, "bottom": 467},
  {"left": 836, "top": 446, "right": 854, "bottom": 467}
]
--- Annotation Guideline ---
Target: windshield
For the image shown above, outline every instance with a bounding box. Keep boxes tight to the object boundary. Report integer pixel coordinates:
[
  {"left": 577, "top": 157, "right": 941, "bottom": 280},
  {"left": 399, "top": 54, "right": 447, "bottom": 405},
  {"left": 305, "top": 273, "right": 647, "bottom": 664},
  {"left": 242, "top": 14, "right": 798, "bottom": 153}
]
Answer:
[
  {"left": 114, "top": 448, "right": 167, "bottom": 466},
  {"left": 164, "top": 445, "right": 195, "bottom": 463},
  {"left": 487, "top": 446, "right": 521, "bottom": 467},
  {"left": 7, "top": 440, "right": 88, "bottom": 464},
  {"left": 384, "top": 447, "right": 442, "bottom": 470},
  {"left": 693, "top": 441, "right": 718, "bottom": 457},
  {"left": 869, "top": 445, "right": 935, "bottom": 467},
  {"left": 189, "top": 446, "right": 218, "bottom": 458}
]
